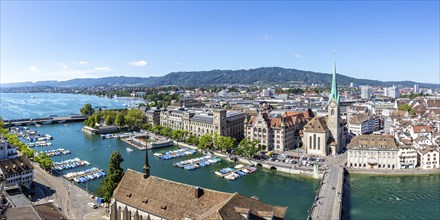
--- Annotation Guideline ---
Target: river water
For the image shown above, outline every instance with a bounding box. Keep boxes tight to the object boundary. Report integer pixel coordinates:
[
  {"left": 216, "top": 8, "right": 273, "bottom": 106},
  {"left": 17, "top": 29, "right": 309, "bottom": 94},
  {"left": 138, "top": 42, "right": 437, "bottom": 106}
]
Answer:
[{"left": 1, "top": 93, "right": 439, "bottom": 220}]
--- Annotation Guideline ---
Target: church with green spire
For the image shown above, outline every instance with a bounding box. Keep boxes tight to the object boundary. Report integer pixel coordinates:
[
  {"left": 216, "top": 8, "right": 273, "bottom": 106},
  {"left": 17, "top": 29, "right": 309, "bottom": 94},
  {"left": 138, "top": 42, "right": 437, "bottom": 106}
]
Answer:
[{"left": 302, "top": 60, "right": 345, "bottom": 156}]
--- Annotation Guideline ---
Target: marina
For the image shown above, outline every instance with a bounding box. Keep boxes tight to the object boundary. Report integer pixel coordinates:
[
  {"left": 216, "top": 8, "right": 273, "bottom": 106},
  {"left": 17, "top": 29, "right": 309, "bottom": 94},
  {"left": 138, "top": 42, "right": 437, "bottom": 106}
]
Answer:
[
  {"left": 52, "top": 158, "right": 90, "bottom": 171},
  {"left": 173, "top": 155, "right": 221, "bottom": 170},
  {"left": 2, "top": 93, "right": 438, "bottom": 220},
  {"left": 215, "top": 164, "right": 257, "bottom": 180},
  {"left": 155, "top": 148, "right": 197, "bottom": 160},
  {"left": 39, "top": 148, "right": 71, "bottom": 157},
  {"left": 63, "top": 167, "right": 106, "bottom": 183},
  {"left": 27, "top": 141, "right": 52, "bottom": 147}
]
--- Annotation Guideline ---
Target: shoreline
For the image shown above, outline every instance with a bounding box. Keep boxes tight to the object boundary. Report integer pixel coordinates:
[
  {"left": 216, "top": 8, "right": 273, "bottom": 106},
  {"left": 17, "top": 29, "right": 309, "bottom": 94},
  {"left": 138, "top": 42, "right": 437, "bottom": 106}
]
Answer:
[{"left": 347, "top": 168, "right": 440, "bottom": 176}]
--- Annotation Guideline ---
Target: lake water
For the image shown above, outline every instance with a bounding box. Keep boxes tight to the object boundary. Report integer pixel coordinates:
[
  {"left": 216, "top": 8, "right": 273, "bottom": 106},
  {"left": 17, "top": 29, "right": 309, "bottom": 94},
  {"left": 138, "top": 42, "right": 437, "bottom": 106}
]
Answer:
[{"left": 1, "top": 93, "right": 439, "bottom": 220}]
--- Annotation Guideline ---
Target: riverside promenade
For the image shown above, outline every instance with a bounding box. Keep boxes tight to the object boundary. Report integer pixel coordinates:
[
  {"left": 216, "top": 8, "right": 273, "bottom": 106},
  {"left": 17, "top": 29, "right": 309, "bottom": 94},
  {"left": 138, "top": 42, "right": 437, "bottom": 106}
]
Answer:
[{"left": 309, "top": 153, "right": 346, "bottom": 220}]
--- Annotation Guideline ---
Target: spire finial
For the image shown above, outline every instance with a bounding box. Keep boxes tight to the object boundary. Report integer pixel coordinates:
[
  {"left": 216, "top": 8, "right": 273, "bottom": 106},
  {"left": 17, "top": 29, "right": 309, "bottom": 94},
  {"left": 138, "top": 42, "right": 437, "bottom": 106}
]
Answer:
[{"left": 329, "top": 51, "right": 339, "bottom": 104}]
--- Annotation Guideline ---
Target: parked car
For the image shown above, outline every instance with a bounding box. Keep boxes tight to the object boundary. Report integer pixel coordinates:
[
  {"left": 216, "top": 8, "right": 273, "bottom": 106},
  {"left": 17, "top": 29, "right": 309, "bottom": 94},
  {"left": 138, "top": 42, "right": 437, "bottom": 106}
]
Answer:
[{"left": 88, "top": 202, "right": 98, "bottom": 209}]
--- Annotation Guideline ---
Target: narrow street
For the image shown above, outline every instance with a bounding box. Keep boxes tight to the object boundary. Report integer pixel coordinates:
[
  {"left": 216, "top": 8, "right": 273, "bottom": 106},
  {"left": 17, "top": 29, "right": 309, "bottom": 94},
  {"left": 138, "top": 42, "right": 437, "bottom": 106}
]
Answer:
[{"left": 32, "top": 163, "right": 108, "bottom": 220}]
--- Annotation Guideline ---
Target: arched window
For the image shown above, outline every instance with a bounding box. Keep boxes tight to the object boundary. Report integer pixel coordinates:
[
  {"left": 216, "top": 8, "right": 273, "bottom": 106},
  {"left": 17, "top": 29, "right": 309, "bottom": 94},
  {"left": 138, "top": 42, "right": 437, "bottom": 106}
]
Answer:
[
  {"left": 309, "top": 136, "right": 312, "bottom": 149},
  {"left": 313, "top": 134, "right": 316, "bottom": 149},
  {"left": 318, "top": 137, "right": 321, "bottom": 150},
  {"left": 331, "top": 109, "right": 335, "bottom": 116}
]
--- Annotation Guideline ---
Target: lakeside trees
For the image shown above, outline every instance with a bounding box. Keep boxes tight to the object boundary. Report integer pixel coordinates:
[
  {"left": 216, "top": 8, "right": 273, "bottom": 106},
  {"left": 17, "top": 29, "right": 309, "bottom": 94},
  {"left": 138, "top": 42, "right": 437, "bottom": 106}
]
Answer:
[
  {"left": 97, "top": 151, "right": 125, "bottom": 203},
  {"left": 80, "top": 103, "right": 95, "bottom": 116},
  {"left": 84, "top": 109, "right": 144, "bottom": 130}
]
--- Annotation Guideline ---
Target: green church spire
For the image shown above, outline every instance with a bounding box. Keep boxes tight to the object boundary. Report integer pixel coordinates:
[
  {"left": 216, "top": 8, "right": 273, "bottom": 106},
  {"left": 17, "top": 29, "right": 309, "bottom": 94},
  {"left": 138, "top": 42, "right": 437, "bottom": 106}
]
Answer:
[{"left": 329, "top": 55, "right": 339, "bottom": 104}]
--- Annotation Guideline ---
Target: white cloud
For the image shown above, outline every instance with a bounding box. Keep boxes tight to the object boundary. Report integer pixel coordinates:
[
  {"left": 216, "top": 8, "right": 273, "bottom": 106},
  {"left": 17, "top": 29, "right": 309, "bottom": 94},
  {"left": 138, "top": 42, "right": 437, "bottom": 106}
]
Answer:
[
  {"left": 56, "top": 62, "right": 68, "bottom": 70},
  {"left": 294, "top": 54, "right": 303, "bottom": 58},
  {"left": 28, "top": 66, "right": 40, "bottom": 73},
  {"left": 128, "top": 60, "right": 148, "bottom": 67},
  {"left": 94, "top": 66, "right": 111, "bottom": 71},
  {"left": 72, "top": 61, "right": 89, "bottom": 65}
]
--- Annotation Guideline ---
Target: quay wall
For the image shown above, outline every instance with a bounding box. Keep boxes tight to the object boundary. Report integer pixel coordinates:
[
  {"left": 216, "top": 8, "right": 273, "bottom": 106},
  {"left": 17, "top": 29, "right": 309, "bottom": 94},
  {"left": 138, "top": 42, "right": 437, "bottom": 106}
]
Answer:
[{"left": 172, "top": 140, "right": 321, "bottom": 178}]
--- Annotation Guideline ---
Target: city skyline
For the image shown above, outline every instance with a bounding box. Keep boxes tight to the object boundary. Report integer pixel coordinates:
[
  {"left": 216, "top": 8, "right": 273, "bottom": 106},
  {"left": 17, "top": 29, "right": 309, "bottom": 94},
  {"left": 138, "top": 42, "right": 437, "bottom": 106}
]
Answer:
[{"left": 1, "top": 1, "right": 439, "bottom": 84}]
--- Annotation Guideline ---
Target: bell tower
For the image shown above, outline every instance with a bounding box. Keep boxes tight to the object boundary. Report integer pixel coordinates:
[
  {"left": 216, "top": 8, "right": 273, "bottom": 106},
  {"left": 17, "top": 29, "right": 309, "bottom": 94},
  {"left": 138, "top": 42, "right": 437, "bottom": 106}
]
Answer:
[{"left": 327, "top": 56, "right": 341, "bottom": 153}]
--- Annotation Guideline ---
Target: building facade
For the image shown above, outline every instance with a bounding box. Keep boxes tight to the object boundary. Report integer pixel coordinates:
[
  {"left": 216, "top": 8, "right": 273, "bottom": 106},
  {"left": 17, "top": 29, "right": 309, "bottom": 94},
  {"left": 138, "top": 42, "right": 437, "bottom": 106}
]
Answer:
[
  {"left": 144, "top": 108, "right": 161, "bottom": 126},
  {"left": 418, "top": 146, "right": 439, "bottom": 169},
  {"left": 160, "top": 109, "right": 245, "bottom": 140},
  {"left": 348, "top": 113, "right": 380, "bottom": 136},
  {"left": 244, "top": 110, "right": 310, "bottom": 151},
  {"left": 398, "top": 145, "right": 418, "bottom": 169},
  {"left": 0, "top": 156, "right": 34, "bottom": 188},
  {"left": 347, "top": 135, "right": 399, "bottom": 169},
  {"left": 303, "top": 61, "right": 345, "bottom": 156},
  {"left": 0, "top": 137, "right": 19, "bottom": 160}
]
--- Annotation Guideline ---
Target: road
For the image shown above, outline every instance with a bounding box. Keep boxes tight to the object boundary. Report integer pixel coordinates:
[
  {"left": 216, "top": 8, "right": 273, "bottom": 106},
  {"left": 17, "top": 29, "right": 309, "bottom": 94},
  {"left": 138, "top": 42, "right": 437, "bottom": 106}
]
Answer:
[
  {"left": 32, "top": 163, "right": 108, "bottom": 220},
  {"left": 309, "top": 153, "right": 346, "bottom": 220}
]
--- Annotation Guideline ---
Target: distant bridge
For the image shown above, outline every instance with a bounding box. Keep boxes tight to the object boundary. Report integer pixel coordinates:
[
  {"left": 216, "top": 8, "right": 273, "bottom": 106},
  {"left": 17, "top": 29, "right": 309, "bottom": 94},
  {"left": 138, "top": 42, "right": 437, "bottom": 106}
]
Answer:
[{"left": 3, "top": 115, "right": 88, "bottom": 127}]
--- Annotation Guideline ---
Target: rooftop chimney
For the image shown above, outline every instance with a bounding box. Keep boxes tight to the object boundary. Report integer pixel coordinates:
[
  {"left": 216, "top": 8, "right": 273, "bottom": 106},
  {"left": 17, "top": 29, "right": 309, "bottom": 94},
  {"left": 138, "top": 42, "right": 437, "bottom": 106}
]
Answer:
[{"left": 143, "top": 148, "right": 150, "bottom": 179}]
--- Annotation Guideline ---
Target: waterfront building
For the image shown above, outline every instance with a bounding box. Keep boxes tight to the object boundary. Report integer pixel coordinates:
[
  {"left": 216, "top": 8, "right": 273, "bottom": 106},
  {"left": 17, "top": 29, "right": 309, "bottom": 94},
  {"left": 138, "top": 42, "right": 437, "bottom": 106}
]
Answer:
[
  {"left": 110, "top": 150, "right": 287, "bottom": 220},
  {"left": 398, "top": 145, "right": 418, "bottom": 169},
  {"left": 303, "top": 61, "right": 345, "bottom": 156},
  {"left": 244, "top": 110, "right": 312, "bottom": 151},
  {"left": 347, "top": 113, "right": 380, "bottom": 136},
  {"left": 347, "top": 135, "right": 399, "bottom": 169},
  {"left": 144, "top": 108, "right": 161, "bottom": 126},
  {"left": 417, "top": 146, "right": 439, "bottom": 169},
  {"left": 0, "top": 156, "right": 34, "bottom": 189},
  {"left": 0, "top": 137, "right": 19, "bottom": 160},
  {"left": 160, "top": 109, "right": 245, "bottom": 140}
]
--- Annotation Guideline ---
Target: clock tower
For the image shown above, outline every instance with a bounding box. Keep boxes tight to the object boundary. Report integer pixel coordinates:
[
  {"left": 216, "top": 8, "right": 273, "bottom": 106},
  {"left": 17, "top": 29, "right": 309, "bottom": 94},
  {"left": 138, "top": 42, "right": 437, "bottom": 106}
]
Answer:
[{"left": 327, "top": 58, "right": 341, "bottom": 155}]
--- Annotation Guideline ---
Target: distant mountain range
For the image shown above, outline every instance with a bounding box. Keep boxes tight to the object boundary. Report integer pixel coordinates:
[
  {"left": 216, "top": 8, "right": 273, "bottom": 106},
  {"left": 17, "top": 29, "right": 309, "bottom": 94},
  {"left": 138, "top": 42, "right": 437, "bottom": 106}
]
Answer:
[{"left": 2, "top": 67, "right": 438, "bottom": 89}]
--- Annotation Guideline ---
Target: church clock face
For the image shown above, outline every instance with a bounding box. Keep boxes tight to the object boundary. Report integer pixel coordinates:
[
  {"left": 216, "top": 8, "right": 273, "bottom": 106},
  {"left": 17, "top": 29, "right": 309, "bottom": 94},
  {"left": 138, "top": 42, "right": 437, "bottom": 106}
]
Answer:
[{"left": 330, "top": 101, "right": 336, "bottom": 108}]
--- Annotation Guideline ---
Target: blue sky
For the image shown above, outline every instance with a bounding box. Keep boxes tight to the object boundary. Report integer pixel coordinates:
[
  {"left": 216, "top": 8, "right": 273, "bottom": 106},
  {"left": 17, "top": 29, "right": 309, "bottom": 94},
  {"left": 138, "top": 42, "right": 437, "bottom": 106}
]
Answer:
[{"left": 1, "top": 1, "right": 439, "bottom": 84}]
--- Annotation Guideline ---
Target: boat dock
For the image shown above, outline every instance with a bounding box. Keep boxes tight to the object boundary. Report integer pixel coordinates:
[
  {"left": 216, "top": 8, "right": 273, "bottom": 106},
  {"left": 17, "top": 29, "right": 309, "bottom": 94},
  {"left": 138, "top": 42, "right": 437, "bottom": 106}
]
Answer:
[
  {"left": 39, "top": 148, "right": 71, "bottom": 157},
  {"left": 27, "top": 141, "right": 53, "bottom": 147},
  {"left": 154, "top": 148, "right": 197, "bottom": 160},
  {"left": 215, "top": 165, "right": 257, "bottom": 180},
  {"left": 173, "top": 155, "right": 221, "bottom": 170},
  {"left": 63, "top": 167, "right": 106, "bottom": 183},
  {"left": 52, "top": 158, "right": 90, "bottom": 171}
]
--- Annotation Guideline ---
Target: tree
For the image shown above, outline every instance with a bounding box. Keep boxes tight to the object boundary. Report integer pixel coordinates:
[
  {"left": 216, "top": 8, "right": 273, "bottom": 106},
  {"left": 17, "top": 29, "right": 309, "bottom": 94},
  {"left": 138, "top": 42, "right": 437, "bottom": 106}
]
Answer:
[
  {"left": 218, "top": 136, "right": 236, "bottom": 152},
  {"left": 236, "top": 138, "right": 261, "bottom": 158},
  {"left": 398, "top": 103, "right": 416, "bottom": 115},
  {"left": 151, "top": 124, "right": 163, "bottom": 134},
  {"left": 186, "top": 134, "right": 199, "bottom": 146},
  {"left": 198, "top": 134, "right": 213, "bottom": 150},
  {"left": 80, "top": 103, "right": 95, "bottom": 116},
  {"left": 21, "top": 148, "right": 36, "bottom": 158},
  {"left": 115, "top": 112, "right": 126, "bottom": 126},
  {"left": 125, "top": 109, "right": 144, "bottom": 130},
  {"left": 97, "top": 151, "right": 125, "bottom": 203},
  {"left": 34, "top": 153, "right": 53, "bottom": 170},
  {"left": 212, "top": 133, "right": 220, "bottom": 150}
]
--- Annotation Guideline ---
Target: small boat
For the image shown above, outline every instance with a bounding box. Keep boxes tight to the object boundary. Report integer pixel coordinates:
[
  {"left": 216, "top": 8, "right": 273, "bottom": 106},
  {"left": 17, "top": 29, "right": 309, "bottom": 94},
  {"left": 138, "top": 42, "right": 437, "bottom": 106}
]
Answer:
[
  {"left": 234, "top": 164, "right": 245, "bottom": 169},
  {"left": 35, "top": 124, "right": 42, "bottom": 127},
  {"left": 126, "top": 147, "right": 133, "bottom": 152}
]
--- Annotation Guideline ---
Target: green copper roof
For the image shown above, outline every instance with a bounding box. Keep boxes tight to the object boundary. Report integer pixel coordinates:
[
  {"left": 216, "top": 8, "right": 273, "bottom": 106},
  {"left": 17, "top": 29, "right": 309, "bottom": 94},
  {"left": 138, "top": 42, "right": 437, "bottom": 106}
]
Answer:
[{"left": 329, "top": 59, "right": 339, "bottom": 104}]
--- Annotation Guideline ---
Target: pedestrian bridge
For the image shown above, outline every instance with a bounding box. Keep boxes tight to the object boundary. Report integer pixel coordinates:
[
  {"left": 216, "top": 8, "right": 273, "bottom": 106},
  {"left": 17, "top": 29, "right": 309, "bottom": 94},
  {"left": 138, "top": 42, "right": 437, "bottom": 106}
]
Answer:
[
  {"left": 308, "top": 164, "right": 344, "bottom": 220},
  {"left": 3, "top": 115, "right": 88, "bottom": 127}
]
